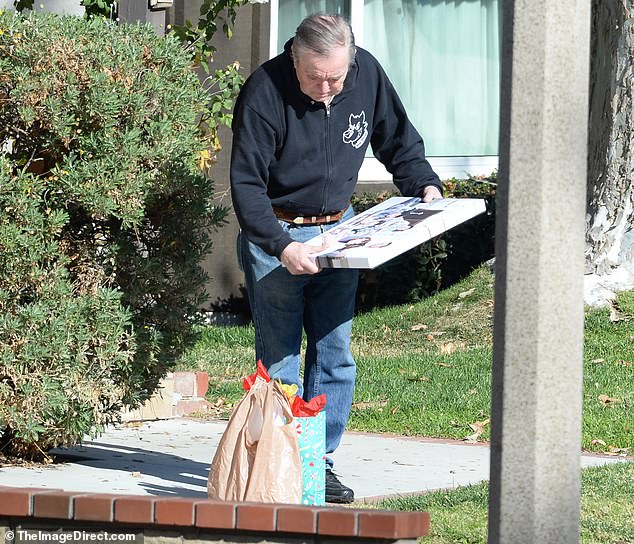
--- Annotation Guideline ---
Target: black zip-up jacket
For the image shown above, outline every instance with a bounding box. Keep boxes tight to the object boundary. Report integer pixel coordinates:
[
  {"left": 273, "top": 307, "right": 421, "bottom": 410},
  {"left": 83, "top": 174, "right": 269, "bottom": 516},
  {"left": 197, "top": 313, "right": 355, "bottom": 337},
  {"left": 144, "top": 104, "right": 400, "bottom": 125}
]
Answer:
[{"left": 230, "top": 40, "right": 442, "bottom": 258}]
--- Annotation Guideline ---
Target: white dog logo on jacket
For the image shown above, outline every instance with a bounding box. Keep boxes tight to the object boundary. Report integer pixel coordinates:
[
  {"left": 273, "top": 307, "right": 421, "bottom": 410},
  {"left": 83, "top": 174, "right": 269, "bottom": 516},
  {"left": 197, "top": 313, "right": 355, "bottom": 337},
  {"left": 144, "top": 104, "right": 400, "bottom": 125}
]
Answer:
[{"left": 342, "top": 111, "right": 368, "bottom": 149}]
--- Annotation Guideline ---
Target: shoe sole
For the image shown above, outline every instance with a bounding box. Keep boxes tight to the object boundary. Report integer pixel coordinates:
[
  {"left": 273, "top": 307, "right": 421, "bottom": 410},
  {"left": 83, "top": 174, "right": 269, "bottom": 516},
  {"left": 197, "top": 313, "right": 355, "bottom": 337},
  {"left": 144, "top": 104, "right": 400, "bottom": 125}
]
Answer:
[{"left": 325, "top": 495, "right": 355, "bottom": 504}]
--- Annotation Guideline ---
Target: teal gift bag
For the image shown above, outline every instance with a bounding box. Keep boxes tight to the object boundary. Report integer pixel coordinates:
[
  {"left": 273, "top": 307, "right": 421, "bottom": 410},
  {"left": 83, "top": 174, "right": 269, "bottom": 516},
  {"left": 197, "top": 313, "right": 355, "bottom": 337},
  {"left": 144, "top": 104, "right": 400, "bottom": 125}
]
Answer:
[{"left": 295, "top": 411, "right": 326, "bottom": 506}]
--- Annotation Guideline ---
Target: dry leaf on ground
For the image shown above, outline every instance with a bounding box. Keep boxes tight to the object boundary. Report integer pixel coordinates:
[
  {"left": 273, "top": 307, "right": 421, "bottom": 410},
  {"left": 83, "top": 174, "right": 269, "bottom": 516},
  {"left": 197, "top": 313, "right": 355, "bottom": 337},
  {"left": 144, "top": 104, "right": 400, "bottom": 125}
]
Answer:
[
  {"left": 458, "top": 288, "right": 475, "bottom": 299},
  {"left": 440, "top": 342, "right": 456, "bottom": 355},
  {"left": 352, "top": 400, "right": 388, "bottom": 410},
  {"left": 598, "top": 394, "right": 621, "bottom": 406},
  {"left": 609, "top": 304, "right": 629, "bottom": 322},
  {"left": 606, "top": 446, "right": 630, "bottom": 456},
  {"left": 464, "top": 418, "right": 490, "bottom": 443},
  {"left": 407, "top": 375, "right": 430, "bottom": 382}
]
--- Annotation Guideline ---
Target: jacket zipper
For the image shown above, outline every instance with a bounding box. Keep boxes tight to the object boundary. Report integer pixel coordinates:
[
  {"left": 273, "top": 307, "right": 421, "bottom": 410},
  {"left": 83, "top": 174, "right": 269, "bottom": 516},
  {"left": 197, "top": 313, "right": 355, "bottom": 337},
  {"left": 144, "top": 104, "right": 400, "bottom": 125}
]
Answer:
[{"left": 321, "top": 103, "right": 332, "bottom": 214}]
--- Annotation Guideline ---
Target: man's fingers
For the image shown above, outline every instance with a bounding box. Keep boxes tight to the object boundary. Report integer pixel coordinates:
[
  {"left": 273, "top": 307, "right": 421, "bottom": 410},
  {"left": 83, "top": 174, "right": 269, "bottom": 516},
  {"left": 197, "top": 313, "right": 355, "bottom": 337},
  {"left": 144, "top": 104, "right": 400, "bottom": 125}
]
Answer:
[{"left": 308, "top": 234, "right": 333, "bottom": 253}]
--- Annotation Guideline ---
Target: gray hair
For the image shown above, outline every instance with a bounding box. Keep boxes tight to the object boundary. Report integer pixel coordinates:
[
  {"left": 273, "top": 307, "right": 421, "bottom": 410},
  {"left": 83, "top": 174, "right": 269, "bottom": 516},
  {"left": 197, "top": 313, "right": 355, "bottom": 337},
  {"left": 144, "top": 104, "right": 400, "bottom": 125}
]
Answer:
[{"left": 292, "top": 13, "right": 356, "bottom": 65}]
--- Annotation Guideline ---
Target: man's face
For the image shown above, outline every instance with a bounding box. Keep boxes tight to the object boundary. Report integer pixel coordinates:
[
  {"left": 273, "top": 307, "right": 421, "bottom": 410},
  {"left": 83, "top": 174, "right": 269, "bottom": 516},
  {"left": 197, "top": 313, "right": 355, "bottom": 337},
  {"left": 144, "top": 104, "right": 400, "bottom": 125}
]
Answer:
[{"left": 294, "top": 45, "right": 350, "bottom": 104}]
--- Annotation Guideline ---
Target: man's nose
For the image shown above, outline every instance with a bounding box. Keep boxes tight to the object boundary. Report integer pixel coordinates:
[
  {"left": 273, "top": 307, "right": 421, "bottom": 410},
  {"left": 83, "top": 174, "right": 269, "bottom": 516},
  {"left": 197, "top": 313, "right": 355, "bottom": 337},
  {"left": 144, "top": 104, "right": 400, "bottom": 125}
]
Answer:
[{"left": 319, "top": 80, "right": 330, "bottom": 92}]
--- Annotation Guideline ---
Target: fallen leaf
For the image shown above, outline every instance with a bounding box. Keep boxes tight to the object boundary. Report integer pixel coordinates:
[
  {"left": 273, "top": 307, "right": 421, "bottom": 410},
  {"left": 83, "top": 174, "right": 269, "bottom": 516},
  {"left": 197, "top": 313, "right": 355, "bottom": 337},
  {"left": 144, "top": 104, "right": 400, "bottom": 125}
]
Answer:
[
  {"left": 426, "top": 334, "right": 435, "bottom": 341},
  {"left": 615, "top": 359, "right": 632, "bottom": 367},
  {"left": 124, "top": 421, "right": 144, "bottom": 428},
  {"left": 458, "top": 288, "right": 475, "bottom": 299},
  {"left": 591, "top": 439, "right": 607, "bottom": 446},
  {"left": 407, "top": 375, "right": 430, "bottom": 382},
  {"left": 590, "top": 358, "right": 605, "bottom": 365},
  {"left": 411, "top": 323, "right": 428, "bottom": 331},
  {"left": 435, "top": 362, "right": 452, "bottom": 368},
  {"left": 463, "top": 418, "right": 490, "bottom": 442},
  {"left": 598, "top": 394, "right": 620, "bottom": 406},
  {"left": 469, "top": 418, "right": 490, "bottom": 433},
  {"left": 606, "top": 446, "right": 630, "bottom": 456},
  {"left": 609, "top": 304, "right": 628, "bottom": 322},
  {"left": 440, "top": 342, "right": 455, "bottom": 355},
  {"left": 390, "top": 406, "right": 399, "bottom": 414},
  {"left": 352, "top": 400, "right": 388, "bottom": 410}
]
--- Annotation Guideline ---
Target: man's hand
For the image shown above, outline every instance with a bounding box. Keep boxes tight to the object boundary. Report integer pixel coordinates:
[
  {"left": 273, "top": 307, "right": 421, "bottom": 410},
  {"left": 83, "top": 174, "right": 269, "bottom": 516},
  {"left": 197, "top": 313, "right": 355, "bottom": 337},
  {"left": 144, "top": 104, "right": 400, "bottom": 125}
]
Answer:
[
  {"left": 422, "top": 185, "right": 443, "bottom": 202},
  {"left": 280, "top": 241, "right": 328, "bottom": 275}
]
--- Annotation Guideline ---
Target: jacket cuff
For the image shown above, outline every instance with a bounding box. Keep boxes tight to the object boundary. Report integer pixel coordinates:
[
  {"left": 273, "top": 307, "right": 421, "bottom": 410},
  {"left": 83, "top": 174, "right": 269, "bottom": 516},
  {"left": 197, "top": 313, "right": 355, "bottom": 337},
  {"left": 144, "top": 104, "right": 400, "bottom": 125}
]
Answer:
[{"left": 273, "top": 236, "right": 293, "bottom": 260}]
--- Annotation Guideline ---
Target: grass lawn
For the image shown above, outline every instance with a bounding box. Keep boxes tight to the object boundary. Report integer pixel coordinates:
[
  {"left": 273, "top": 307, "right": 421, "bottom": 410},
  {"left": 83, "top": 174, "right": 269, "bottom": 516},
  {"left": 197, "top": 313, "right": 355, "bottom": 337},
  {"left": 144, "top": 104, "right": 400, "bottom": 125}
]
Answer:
[
  {"left": 177, "top": 265, "right": 633, "bottom": 454},
  {"left": 176, "top": 265, "right": 634, "bottom": 542},
  {"left": 378, "top": 461, "right": 634, "bottom": 543}
]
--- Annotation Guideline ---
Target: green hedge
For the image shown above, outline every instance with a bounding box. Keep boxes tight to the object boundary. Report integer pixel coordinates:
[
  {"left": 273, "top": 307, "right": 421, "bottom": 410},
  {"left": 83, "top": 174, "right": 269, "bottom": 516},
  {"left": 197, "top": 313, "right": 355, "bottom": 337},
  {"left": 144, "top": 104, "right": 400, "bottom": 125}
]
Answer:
[{"left": 0, "top": 12, "right": 226, "bottom": 457}]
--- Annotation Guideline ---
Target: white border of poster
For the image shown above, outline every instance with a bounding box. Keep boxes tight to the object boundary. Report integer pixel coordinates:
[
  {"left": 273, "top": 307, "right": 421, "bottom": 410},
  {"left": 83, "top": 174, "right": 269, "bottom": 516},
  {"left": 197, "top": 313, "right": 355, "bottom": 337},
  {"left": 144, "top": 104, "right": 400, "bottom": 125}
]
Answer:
[{"left": 307, "top": 197, "right": 487, "bottom": 269}]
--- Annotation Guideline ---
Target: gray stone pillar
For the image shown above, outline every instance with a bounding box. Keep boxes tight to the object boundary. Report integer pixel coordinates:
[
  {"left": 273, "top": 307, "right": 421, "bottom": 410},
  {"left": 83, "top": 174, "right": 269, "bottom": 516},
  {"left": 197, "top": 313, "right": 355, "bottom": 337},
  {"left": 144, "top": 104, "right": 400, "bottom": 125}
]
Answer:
[{"left": 488, "top": 1, "right": 591, "bottom": 543}]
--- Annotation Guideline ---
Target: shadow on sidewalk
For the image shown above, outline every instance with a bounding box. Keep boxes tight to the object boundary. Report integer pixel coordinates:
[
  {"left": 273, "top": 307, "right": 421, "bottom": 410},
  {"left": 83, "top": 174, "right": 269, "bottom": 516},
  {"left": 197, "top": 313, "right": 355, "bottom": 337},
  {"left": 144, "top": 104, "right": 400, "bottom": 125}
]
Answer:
[{"left": 51, "top": 441, "right": 210, "bottom": 498}]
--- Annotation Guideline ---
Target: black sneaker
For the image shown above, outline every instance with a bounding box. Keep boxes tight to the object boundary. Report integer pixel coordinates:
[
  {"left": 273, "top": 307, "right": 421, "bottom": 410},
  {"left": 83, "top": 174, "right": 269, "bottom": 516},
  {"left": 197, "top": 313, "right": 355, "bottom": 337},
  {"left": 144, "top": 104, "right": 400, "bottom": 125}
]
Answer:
[{"left": 325, "top": 470, "right": 354, "bottom": 504}]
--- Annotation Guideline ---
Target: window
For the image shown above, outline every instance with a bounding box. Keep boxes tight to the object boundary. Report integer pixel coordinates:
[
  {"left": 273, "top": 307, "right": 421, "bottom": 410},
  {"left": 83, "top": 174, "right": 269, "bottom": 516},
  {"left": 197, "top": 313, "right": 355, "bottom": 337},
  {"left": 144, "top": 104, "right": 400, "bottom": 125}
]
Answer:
[{"left": 272, "top": 0, "right": 500, "bottom": 179}]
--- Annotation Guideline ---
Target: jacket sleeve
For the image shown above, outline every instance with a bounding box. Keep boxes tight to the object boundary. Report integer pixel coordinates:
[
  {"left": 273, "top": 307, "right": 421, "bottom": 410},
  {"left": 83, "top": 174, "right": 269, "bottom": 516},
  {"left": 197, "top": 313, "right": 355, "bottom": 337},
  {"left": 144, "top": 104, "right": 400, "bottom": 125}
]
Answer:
[
  {"left": 230, "top": 100, "right": 293, "bottom": 258},
  {"left": 369, "top": 63, "right": 443, "bottom": 198}
]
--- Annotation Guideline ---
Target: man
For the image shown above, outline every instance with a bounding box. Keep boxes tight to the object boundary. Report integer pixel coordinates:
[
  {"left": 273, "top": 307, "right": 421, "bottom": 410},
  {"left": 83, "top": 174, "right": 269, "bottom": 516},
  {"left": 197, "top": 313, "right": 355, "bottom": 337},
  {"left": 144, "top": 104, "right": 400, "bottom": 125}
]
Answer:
[{"left": 230, "top": 13, "right": 442, "bottom": 503}]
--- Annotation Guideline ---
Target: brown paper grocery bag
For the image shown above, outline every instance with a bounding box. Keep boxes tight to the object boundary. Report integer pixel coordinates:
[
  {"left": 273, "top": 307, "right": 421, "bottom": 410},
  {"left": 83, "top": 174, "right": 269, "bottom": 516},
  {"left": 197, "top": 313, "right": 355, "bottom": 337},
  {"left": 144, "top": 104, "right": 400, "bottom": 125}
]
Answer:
[{"left": 207, "top": 376, "right": 302, "bottom": 503}]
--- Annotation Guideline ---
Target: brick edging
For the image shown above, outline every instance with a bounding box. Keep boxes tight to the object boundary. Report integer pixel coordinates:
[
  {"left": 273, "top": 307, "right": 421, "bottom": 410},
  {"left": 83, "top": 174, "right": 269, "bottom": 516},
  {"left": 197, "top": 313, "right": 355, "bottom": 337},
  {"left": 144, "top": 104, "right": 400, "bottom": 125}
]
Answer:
[{"left": 0, "top": 486, "right": 430, "bottom": 541}]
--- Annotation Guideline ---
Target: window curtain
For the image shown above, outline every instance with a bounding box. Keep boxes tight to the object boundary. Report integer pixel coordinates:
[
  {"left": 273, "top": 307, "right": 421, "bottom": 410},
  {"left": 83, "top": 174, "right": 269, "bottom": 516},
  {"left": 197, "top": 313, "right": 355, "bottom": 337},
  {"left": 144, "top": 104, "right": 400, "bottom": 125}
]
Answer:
[
  {"left": 277, "top": 0, "right": 351, "bottom": 53},
  {"left": 363, "top": 0, "right": 500, "bottom": 156}
]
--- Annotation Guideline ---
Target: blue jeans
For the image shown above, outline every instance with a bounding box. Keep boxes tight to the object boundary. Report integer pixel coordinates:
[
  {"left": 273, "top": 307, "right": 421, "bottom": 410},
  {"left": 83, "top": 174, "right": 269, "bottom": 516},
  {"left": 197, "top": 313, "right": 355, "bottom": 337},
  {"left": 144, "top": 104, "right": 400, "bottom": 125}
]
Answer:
[{"left": 237, "top": 209, "right": 359, "bottom": 467}]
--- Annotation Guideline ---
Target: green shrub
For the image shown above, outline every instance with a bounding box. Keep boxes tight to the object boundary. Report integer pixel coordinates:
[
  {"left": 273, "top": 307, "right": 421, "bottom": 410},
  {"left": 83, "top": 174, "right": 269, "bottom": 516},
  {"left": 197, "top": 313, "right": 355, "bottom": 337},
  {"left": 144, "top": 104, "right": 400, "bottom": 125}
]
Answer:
[
  {"left": 0, "top": 12, "right": 226, "bottom": 457},
  {"left": 352, "top": 173, "right": 496, "bottom": 311}
]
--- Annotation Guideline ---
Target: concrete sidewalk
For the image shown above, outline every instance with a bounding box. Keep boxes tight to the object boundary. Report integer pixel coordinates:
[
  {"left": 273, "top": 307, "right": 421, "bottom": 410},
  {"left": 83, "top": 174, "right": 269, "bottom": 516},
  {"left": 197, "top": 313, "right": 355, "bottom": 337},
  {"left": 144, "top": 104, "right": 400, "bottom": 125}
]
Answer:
[{"left": 0, "top": 418, "right": 624, "bottom": 502}]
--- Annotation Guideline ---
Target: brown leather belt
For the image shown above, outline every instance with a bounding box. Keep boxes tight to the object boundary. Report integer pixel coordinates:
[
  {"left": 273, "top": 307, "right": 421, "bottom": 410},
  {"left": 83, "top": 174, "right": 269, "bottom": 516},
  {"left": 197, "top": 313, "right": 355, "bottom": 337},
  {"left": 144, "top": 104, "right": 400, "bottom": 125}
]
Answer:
[{"left": 273, "top": 205, "right": 349, "bottom": 225}]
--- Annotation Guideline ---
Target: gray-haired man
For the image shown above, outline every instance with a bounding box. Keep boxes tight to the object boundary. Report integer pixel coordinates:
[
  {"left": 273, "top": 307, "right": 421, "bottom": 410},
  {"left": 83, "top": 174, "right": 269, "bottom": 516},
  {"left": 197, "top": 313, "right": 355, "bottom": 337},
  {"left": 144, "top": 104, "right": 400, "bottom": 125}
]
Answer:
[{"left": 230, "top": 13, "right": 442, "bottom": 503}]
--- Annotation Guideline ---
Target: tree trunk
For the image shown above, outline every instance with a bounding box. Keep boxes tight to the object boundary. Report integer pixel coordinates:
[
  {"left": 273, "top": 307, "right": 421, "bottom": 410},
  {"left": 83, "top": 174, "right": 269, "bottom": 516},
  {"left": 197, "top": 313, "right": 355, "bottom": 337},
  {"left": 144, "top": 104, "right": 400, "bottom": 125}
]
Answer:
[{"left": 586, "top": 0, "right": 634, "bottom": 303}]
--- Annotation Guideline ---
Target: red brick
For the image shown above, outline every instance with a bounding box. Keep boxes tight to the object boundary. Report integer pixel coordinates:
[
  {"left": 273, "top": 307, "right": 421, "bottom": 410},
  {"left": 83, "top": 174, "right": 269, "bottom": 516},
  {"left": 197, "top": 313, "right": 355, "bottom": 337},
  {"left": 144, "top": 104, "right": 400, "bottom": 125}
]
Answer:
[
  {"left": 317, "top": 508, "right": 358, "bottom": 536},
  {"left": 33, "top": 491, "right": 76, "bottom": 519},
  {"left": 358, "top": 510, "right": 431, "bottom": 539},
  {"left": 195, "top": 372, "right": 209, "bottom": 398},
  {"left": 276, "top": 505, "right": 319, "bottom": 534},
  {"left": 0, "top": 488, "right": 40, "bottom": 516},
  {"left": 235, "top": 502, "right": 277, "bottom": 532},
  {"left": 154, "top": 498, "right": 195, "bottom": 526},
  {"left": 114, "top": 496, "right": 155, "bottom": 524},
  {"left": 73, "top": 494, "right": 116, "bottom": 522},
  {"left": 195, "top": 500, "right": 235, "bottom": 529}
]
